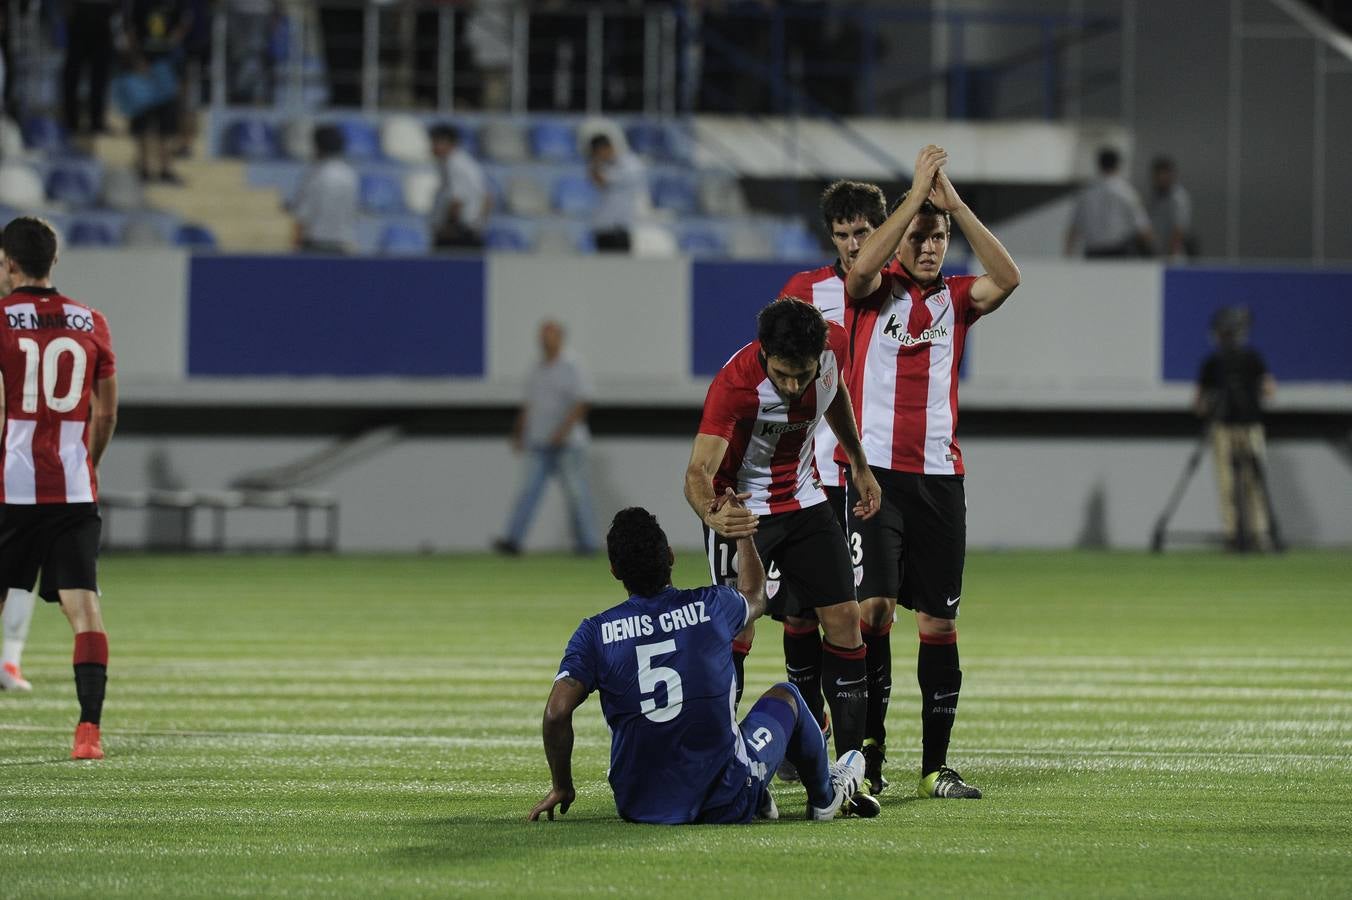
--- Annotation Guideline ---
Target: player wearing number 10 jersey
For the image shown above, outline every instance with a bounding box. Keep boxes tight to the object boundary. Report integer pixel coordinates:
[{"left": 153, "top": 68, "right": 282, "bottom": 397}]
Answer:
[
  {"left": 529, "top": 506, "right": 872, "bottom": 824},
  {"left": 0, "top": 217, "right": 118, "bottom": 761}
]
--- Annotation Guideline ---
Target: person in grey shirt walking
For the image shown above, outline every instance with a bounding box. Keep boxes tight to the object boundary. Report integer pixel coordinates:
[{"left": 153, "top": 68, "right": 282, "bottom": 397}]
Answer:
[
  {"left": 288, "top": 124, "right": 358, "bottom": 254},
  {"left": 494, "top": 320, "right": 600, "bottom": 556}
]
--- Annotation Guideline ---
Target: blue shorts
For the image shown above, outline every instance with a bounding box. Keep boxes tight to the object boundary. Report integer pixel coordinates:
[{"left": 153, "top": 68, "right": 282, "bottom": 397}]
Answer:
[{"left": 695, "top": 694, "right": 797, "bottom": 824}]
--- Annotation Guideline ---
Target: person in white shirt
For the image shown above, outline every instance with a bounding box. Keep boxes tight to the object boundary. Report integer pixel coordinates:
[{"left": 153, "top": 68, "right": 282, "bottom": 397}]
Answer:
[
  {"left": 429, "top": 123, "right": 490, "bottom": 250},
  {"left": 1064, "top": 147, "right": 1153, "bottom": 258},
  {"left": 588, "top": 134, "right": 647, "bottom": 253},
  {"left": 287, "top": 124, "right": 358, "bottom": 254},
  {"left": 1148, "top": 155, "right": 1195, "bottom": 260}
]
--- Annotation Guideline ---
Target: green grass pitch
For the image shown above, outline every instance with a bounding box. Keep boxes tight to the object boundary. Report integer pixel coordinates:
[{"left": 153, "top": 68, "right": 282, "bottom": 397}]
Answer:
[{"left": 2, "top": 550, "right": 1350, "bottom": 898}]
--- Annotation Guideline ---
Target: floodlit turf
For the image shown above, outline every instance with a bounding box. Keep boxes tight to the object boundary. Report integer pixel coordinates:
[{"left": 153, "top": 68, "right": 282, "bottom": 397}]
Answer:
[{"left": 2, "top": 550, "right": 1350, "bottom": 898}]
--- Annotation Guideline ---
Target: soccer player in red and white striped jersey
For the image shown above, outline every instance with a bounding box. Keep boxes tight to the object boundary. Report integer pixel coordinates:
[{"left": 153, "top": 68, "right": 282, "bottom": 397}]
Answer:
[
  {"left": 684, "top": 301, "right": 881, "bottom": 784},
  {"left": 843, "top": 146, "right": 1021, "bottom": 800},
  {"left": 775, "top": 180, "right": 889, "bottom": 773},
  {"left": 0, "top": 217, "right": 119, "bottom": 760}
]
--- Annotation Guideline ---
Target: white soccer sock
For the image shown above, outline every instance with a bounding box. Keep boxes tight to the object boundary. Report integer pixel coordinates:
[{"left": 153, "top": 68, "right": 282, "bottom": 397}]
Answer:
[{"left": 2, "top": 588, "right": 36, "bottom": 667}]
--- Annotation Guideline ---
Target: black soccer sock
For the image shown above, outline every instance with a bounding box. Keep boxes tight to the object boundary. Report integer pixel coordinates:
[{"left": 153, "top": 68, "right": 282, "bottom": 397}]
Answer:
[
  {"left": 820, "top": 640, "right": 868, "bottom": 757},
  {"left": 862, "top": 620, "right": 893, "bottom": 747},
  {"left": 732, "top": 639, "right": 752, "bottom": 709},
  {"left": 73, "top": 631, "right": 109, "bottom": 725},
  {"left": 782, "top": 622, "right": 827, "bottom": 731},
  {"left": 918, "top": 632, "right": 961, "bottom": 775}
]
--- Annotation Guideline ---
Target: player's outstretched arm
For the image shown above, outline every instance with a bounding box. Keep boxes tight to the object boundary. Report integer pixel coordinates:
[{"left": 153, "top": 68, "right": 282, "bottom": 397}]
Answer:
[
  {"left": 528, "top": 675, "right": 589, "bottom": 821},
  {"left": 711, "top": 489, "right": 768, "bottom": 621},
  {"left": 846, "top": 144, "right": 948, "bottom": 300},
  {"left": 684, "top": 434, "right": 758, "bottom": 538},
  {"left": 928, "top": 170, "right": 1020, "bottom": 315}
]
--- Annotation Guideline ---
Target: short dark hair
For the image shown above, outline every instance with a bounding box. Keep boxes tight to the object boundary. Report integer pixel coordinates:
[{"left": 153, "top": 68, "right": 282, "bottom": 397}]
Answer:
[
  {"left": 758, "top": 298, "right": 827, "bottom": 364},
  {"left": 820, "top": 180, "right": 887, "bottom": 231},
  {"left": 589, "top": 134, "right": 613, "bottom": 153},
  {"left": 429, "top": 123, "right": 461, "bottom": 144},
  {"left": 314, "top": 124, "right": 345, "bottom": 158},
  {"left": 607, "top": 508, "right": 672, "bottom": 597},
  {"left": 890, "top": 192, "right": 951, "bottom": 232},
  {"left": 1, "top": 217, "right": 58, "bottom": 279},
  {"left": 1097, "top": 147, "right": 1121, "bottom": 173}
]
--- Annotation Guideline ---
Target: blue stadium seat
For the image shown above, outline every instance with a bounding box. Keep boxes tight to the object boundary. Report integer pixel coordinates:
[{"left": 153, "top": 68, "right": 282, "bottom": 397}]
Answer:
[
  {"left": 379, "top": 222, "right": 430, "bottom": 255},
  {"left": 774, "top": 224, "right": 822, "bottom": 260},
  {"left": 337, "top": 119, "right": 382, "bottom": 160},
  {"left": 174, "top": 223, "right": 218, "bottom": 250},
  {"left": 21, "top": 116, "right": 68, "bottom": 153},
  {"left": 624, "top": 122, "right": 666, "bottom": 158},
  {"left": 652, "top": 174, "right": 698, "bottom": 215},
  {"left": 529, "top": 121, "right": 579, "bottom": 162},
  {"left": 485, "top": 221, "right": 533, "bottom": 252},
  {"left": 45, "top": 166, "right": 99, "bottom": 207},
  {"left": 360, "top": 172, "right": 406, "bottom": 214},
  {"left": 551, "top": 173, "right": 599, "bottom": 216},
  {"left": 67, "top": 218, "right": 119, "bottom": 247},
  {"left": 679, "top": 224, "right": 728, "bottom": 258},
  {"left": 222, "top": 118, "right": 280, "bottom": 160}
]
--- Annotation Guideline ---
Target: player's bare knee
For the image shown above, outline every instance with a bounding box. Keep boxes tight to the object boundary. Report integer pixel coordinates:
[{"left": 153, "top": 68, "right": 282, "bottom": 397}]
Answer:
[
  {"left": 916, "top": 611, "right": 956, "bottom": 636},
  {"left": 817, "top": 600, "right": 863, "bottom": 646},
  {"left": 859, "top": 595, "right": 895, "bottom": 629},
  {"left": 763, "top": 683, "right": 798, "bottom": 715}
]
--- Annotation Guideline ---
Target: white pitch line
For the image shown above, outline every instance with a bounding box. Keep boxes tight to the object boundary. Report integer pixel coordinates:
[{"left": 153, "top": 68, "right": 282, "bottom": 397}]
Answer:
[{"left": 1, "top": 724, "right": 1348, "bottom": 762}]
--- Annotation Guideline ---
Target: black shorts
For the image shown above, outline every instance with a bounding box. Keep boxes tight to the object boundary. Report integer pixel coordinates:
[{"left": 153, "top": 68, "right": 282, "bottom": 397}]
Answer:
[
  {"left": 130, "top": 99, "right": 179, "bottom": 137},
  {"left": 822, "top": 484, "right": 848, "bottom": 533},
  {"left": 0, "top": 503, "right": 102, "bottom": 602},
  {"left": 704, "top": 501, "right": 855, "bottom": 620},
  {"left": 848, "top": 467, "right": 965, "bottom": 620}
]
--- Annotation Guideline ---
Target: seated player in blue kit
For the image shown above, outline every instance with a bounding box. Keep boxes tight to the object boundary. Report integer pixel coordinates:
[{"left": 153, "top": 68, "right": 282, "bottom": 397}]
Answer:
[{"left": 528, "top": 499, "right": 875, "bottom": 824}]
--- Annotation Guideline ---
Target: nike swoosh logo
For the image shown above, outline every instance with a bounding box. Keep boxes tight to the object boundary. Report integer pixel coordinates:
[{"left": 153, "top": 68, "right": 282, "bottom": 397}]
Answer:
[
  {"left": 836, "top": 677, "right": 867, "bottom": 687},
  {"left": 932, "top": 690, "right": 959, "bottom": 700},
  {"left": 761, "top": 404, "right": 786, "bottom": 413},
  {"left": 945, "top": 596, "right": 960, "bottom": 607},
  {"left": 785, "top": 665, "right": 815, "bottom": 674}
]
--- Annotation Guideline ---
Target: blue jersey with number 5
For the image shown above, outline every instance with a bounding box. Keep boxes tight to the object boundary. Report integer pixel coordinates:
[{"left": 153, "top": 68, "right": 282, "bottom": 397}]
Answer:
[{"left": 555, "top": 584, "right": 750, "bottom": 824}]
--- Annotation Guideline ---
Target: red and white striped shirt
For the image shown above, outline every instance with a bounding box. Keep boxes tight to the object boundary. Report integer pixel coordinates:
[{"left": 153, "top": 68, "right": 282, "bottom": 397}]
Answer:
[
  {"left": 779, "top": 264, "right": 847, "bottom": 488},
  {"left": 0, "top": 287, "right": 116, "bottom": 504},
  {"left": 698, "top": 322, "right": 848, "bottom": 515},
  {"left": 843, "top": 270, "right": 980, "bottom": 475}
]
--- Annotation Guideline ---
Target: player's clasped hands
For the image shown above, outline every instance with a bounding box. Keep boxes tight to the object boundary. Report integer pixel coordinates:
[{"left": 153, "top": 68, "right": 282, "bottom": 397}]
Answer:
[
  {"left": 912, "top": 144, "right": 948, "bottom": 196},
  {"left": 706, "top": 487, "right": 758, "bottom": 538}
]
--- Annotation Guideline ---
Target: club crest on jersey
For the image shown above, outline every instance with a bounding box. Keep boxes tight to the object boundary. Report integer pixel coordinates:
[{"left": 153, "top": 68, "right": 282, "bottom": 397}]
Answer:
[
  {"left": 5, "top": 307, "right": 95, "bottom": 333},
  {"left": 881, "top": 313, "right": 948, "bottom": 347},
  {"left": 821, "top": 368, "right": 834, "bottom": 391}
]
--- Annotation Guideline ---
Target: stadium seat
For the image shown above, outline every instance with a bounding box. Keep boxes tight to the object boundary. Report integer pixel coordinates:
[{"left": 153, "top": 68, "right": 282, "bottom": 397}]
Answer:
[
  {"left": 480, "top": 120, "right": 529, "bottom": 163},
  {"left": 678, "top": 223, "right": 728, "bottom": 258},
  {"left": 380, "top": 114, "right": 431, "bottom": 164},
  {"left": 66, "top": 218, "right": 120, "bottom": 247},
  {"left": 336, "top": 119, "right": 382, "bottom": 160},
  {"left": 551, "top": 173, "right": 599, "bottom": 216},
  {"left": 222, "top": 118, "right": 280, "bottom": 160},
  {"left": 505, "top": 175, "right": 550, "bottom": 217},
  {"left": 774, "top": 224, "right": 822, "bottom": 260},
  {"left": 485, "top": 220, "right": 534, "bottom": 252},
  {"left": 21, "top": 115, "right": 67, "bottom": 153},
  {"left": 529, "top": 121, "right": 579, "bottom": 163},
  {"left": 0, "top": 117, "right": 24, "bottom": 158},
  {"left": 359, "top": 171, "right": 406, "bottom": 214},
  {"left": 729, "top": 227, "right": 774, "bottom": 260},
  {"left": 100, "top": 166, "right": 145, "bottom": 211},
  {"left": 280, "top": 117, "right": 315, "bottom": 160},
  {"left": 45, "top": 166, "right": 99, "bottom": 208},
  {"left": 122, "top": 214, "right": 167, "bottom": 247},
  {"left": 699, "top": 172, "right": 749, "bottom": 218},
  {"left": 652, "top": 174, "right": 698, "bottom": 215},
  {"left": 402, "top": 168, "right": 440, "bottom": 216},
  {"left": 0, "top": 164, "right": 46, "bottom": 208},
  {"left": 379, "top": 222, "right": 430, "bottom": 256},
  {"left": 174, "top": 223, "right": 219, "bottom": 250}
]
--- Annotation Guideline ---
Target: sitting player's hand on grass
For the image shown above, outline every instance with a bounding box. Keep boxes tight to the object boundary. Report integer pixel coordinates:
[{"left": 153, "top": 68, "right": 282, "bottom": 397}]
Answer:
[{"left": 528, "top": 786, "right": 576, "bottom": 822}]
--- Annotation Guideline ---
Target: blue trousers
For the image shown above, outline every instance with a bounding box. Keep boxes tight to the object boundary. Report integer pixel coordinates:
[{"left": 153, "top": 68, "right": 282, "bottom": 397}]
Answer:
[{"left": 503, "top": 445, "right": 600, "bottom": 552}]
